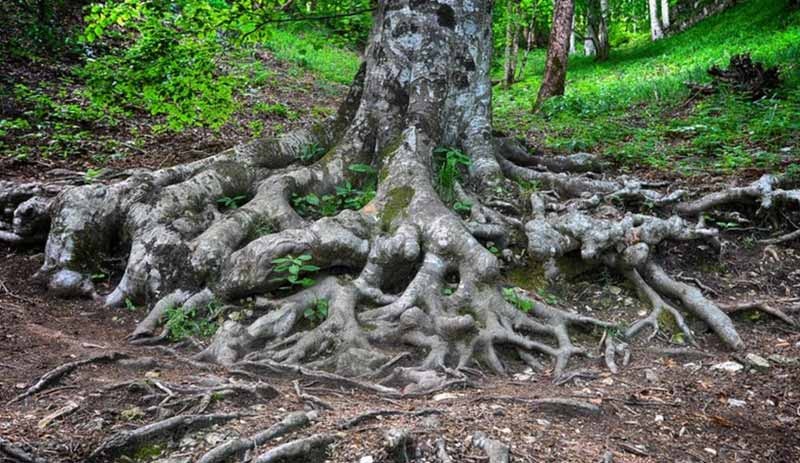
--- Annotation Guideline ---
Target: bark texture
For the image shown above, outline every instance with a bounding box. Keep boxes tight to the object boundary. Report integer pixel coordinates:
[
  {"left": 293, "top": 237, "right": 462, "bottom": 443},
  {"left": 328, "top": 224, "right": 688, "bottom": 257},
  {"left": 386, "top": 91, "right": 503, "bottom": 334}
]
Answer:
[
  {"left": 537, "top": 0, "right": 575, "bottom": 105},
  {"left": 649, "top": 0, "right": 665, "bottom": 40},
  {"left": 2, "top": 0, "right": 798, "bottom": 392},
  {"left": 585, "top": 0, "right": 609, "bottom": 61}
]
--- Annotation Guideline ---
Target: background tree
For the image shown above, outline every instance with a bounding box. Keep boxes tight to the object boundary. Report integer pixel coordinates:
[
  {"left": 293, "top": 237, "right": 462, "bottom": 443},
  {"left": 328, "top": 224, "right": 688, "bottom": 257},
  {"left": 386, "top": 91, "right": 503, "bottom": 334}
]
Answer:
[
  {"left": 537, "top": 0, "right": 575, "bottom": 104},
  {"left": 585, "top": 0, "right": 609, "bottom": 60},
  {"left": 649, "top": 0, "right": 665, "bottom": 39}
]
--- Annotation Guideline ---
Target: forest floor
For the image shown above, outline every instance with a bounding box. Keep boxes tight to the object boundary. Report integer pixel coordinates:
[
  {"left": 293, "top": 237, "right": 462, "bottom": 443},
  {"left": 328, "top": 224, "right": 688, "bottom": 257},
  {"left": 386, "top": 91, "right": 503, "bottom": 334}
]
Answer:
[{"left": 2, "top": 226, "right": 800, "bottom": 463}]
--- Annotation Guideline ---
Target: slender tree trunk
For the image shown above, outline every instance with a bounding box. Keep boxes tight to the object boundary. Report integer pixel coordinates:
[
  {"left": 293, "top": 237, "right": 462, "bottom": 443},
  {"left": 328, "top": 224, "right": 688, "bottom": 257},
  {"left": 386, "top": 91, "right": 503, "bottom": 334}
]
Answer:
[
  {"left": 649, "top": 0, "right": 664, "bottom": 40},
  {"left": 584, "top": 23, "right": 596, "bottom": 56},
  {"left": 536, "top": 0, "right": 574, "bottom": 106},
  {"left": 502, "top": 1, "right": 520, "bottom": 88},
  {"left": 569, "top": 12, "right": 577, "bottom": 55},
  {"left": 660, "top": 0, "right": 670, "bottom": 30},
  {"left": 593, "top": 0, "right": 610, "bottom": 60},
  {"left": 516, "top": 15, "right": 536, "bottom": 81}
]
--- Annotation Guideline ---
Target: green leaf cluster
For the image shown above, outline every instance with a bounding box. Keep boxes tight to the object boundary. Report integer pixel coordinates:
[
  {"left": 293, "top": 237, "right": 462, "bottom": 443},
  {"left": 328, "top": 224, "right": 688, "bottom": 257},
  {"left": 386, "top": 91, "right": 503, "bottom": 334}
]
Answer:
[{"left": 271, "top": 254, "right": 320, "bottom": 288}]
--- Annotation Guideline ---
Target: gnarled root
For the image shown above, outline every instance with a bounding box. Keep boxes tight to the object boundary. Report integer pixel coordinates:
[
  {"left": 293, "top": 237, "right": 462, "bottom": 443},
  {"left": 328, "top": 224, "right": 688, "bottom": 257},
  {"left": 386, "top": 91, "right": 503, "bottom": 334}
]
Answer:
[
  {"left": 197, "top": 411, "right": 317, "bottom": 463},
  {"left": 4, "top": 0, "right": 798, "bottom": 394},
  {"left": 88, "top": 413, "right": 244, "bottom": 462}
]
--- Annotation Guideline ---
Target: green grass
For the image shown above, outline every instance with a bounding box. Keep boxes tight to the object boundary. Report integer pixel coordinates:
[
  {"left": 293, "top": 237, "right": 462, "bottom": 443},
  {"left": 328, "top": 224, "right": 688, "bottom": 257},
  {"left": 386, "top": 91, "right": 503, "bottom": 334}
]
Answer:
[
  {"left": 262, "top": 26, "right": 361, "bottom": 85},
  {"left": 494, "top": 0, "right": 800, "bottom": 174}
]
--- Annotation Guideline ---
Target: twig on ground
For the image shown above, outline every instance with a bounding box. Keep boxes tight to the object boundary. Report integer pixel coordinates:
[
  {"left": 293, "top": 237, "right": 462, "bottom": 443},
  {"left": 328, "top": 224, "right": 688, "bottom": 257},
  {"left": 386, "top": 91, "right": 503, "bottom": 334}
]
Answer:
[
  {"left": 8, "top": 352, "right": 127, "bottom": 405},
  {"left": 293, "top": 380, "right": 332, "bottom": 410},
  {"left": 0, "top": 437, "right": 49, "bottom": 463},
  {"left": 338, "top": 408, "right": 442, "bottom": 430},
  {"left": 719, "top": 300, "right": 797, "bottom": 326}
]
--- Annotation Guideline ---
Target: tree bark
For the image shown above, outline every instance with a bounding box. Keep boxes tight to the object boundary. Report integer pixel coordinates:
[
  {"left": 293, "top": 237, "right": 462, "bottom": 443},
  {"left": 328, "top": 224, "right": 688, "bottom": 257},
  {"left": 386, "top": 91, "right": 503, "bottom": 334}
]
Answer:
[
  {"left": 660, "top": 0, "right": 670, "bottom": 30},
  {"left": 649, "top": 0, "right": 665, "bottom": 40},
  {"left": 569, "top": 12, "right": 577, "bottom": 55},
  {"left": 536, "top": 0, "right": 574, "bottom": 105},
  {"left": 502, "top": 0, "right": 520, "bottom": 88},
  {"left": 586, "top": 0, "right": 609, "bottom": 60}
]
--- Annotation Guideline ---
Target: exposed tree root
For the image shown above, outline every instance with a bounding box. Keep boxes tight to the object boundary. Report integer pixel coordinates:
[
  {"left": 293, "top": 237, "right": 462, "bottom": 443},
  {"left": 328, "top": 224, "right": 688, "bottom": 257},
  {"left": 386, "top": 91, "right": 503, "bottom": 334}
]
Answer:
[
  {"left": 0, "top": 436, "right": 49, "bottom": 463},
  {"left": 251, "top": 433, "right": 339, "bottom": 463},
  {"left": 471, "top": 432, "right": 510, "bottom": 463},
  {"left": 89, "top": 413, "right": 244, "bottom": 462},
  {"left": 435, "top": 438, "right": 454, "bottom": 463},
  {"left": 2, "top": 0, "right": 798, "bottom": 397},
  {"left": 8, "top": 352, "right": 127, "bottom": 405},
  {"left": 718, "top": 301, "right": 797, "bottom": 327},
  {"left": 197, "top": 411, "right": 317, "bottom": 463}
]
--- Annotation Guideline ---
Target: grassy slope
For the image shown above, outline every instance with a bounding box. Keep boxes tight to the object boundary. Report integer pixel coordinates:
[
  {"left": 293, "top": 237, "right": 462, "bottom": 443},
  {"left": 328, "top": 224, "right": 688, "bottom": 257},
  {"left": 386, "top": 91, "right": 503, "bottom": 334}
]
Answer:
[{"left": 494, "top": 0, "right": 800, "bottom": 174}]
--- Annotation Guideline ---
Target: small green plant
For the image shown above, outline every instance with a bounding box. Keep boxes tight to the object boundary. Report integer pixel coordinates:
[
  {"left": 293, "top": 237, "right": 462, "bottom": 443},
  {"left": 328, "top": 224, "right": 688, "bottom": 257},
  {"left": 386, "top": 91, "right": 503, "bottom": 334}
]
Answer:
[
  {"left": 218, "top": 195, "right": 247, "bottom": 210},
  {"left": 453, "top": 200, "right": 472, "bottom": 216},
  {"left": 785, "top": 163, "right": 800, "bottom": 182},
  {"left": 164, "top": 304, "right": 219, "bottom": 341},
  {"left": 291, "top": 165, "right": 377, "bottom": 218},
  {"left": 502, "top": 287, "right": 534, "bottom": 313},
  {"left": 125, "top": 297, "right": 138, "bottom": 311},
  {"left": 537, "top": 288, "right": 558, "bottom": 305},
  {"left": 84, "top": 168, "right": 103, "bottom": 184},
  {"left": 90, "top": 272, "right": 107, "bottom": 281},
  {"left": 515, "top": 179, "right": 540, "bottom": 193},
  {"left": 271, "top": 254, "right": 320, "bottom": 288},
  {"left": 299, "top": 143, "right": 326, "bottom": 163},
  {"left": 304, "top": 298, "right": 329, "bottom": 324},
  {"left": 433, "top": 147, "right": 471, "bottom": 203}
]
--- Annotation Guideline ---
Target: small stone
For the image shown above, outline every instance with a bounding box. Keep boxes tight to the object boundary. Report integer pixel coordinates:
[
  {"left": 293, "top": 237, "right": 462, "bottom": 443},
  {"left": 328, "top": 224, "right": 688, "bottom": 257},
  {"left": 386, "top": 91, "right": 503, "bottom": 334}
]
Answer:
[
  {"left": 704, "top": 448, "right": 717, "bottom": 456},
  {"left": 644, "top": 369, "right": 659, "bottom": 383},
  {"left": 654, "top": 414, "right": 664, "bottom": 423},
  {"left": 744, "top": 353, "right": 770, "bottom": 370},
  {"left": 204, "top": 432, "right": 227, "bottom": 446},
  {"left": 421, "top": 415, "right": 440, "bottom": 429},
  {"left": 178, "top": 436, "right": 197, "bottom": 448},
  {"left": 600, "top": 377, "right": 614, "bottom": 385},
  {"left": 433, "top": 392, "right": 459, "bottom": 401},
  {"left": 121, "top": 406, "right": 144, "bottom": 421},
  {"left": 609, "top": 286, "right": 622, "bottom": 295},
  {"left": 727, "top": 398, "right": 746, "bottom": 407},
  {"left": 360, "top": 456, "right": 374, "bottom": 463},
  {"left": 768, "top": 354, "right": 799, "bottom": 366},
  {"left": 145, "top": 370, "right": 160, "bottom": 378},
  {"left": 536, "top": 418, "right": 551, "bottom": 427},
  {"left": 710, "top": 361, "right": 743, "bottom": 373},
  {"left": 765, "top": 399, "right": 775, "bottom": 406}
]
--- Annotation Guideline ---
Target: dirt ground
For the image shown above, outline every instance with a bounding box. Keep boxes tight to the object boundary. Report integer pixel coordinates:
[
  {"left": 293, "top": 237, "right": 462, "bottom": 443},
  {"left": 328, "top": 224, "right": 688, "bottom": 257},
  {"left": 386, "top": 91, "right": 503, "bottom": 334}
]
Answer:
[{"left": 2, "top": 225, "right": 799, "bottom": 462}]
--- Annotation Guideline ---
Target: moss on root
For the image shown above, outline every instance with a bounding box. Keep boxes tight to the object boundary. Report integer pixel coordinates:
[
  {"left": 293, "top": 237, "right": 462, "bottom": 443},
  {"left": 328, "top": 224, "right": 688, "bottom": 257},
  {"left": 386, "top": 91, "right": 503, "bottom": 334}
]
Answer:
[{"left": 380, "top": 186, "right": 414, "bottom": 233}]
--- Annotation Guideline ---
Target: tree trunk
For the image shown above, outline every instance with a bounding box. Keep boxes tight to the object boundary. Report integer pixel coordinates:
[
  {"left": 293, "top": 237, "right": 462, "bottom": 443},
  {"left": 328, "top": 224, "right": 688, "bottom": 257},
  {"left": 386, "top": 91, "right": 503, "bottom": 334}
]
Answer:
[
  {"left": 516, "top": 16, "right": 536, "bottom": 81},
  {"left": 5, "top": 0, "right": 788, "bottom": 393},
  {"left": 660, "top": 0, "right": 670, "bottom": 30},
  {"left": 586, "top": 0, "right": 610, "bottom": 60},
  {"left": 649, "top": 0, "right": 665, "bottom": 40},
  {"left": 502, "top": 1, "right": 520, "bottom": 88},
  {"left": 537, "top": 0, "right": 575, "bottom": 105},
  {"left": 569, "top": 12, "right": 577, "bottom": 55},
  {"left": 584, "top": 24, "right": 596, "bottom": 57}
]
